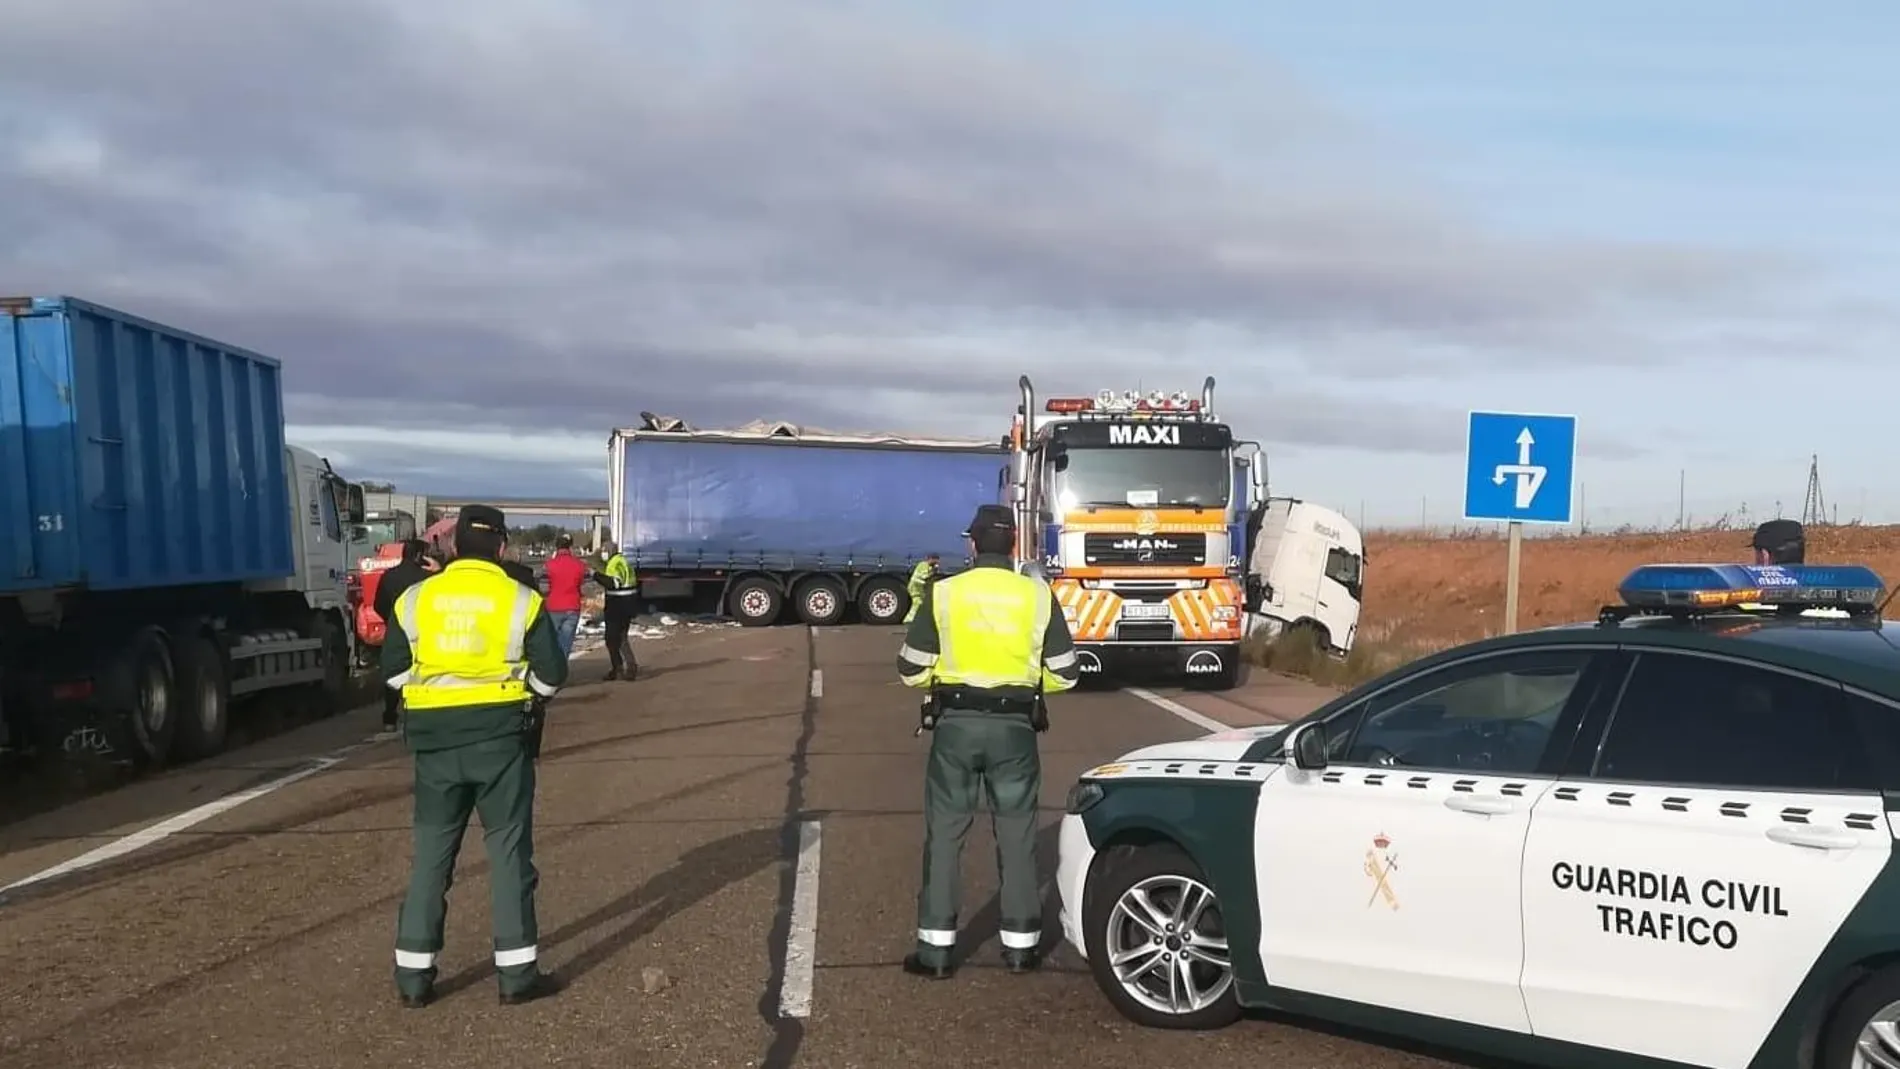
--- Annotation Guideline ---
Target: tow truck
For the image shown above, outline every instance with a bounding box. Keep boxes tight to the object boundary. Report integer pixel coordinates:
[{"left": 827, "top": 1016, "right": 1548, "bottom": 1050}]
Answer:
[{"left": 1002, "top": 377, "right": 1260, "bottom": 689}]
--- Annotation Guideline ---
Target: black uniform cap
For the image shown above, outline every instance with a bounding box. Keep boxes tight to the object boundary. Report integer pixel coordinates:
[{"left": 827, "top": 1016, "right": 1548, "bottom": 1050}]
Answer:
[
  {"left": 963, "top": 504, "right": 1017, "bottom": 539},
  {"left": 456, "top": 504, "right": 508, "bottom": 539},
  {"left": 1750, "top": 518, "right": 1805, "bottom": 564}
]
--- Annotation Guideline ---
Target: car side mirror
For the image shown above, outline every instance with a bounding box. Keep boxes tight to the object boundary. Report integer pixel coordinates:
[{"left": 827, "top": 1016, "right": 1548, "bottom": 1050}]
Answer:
[{"left": 1286, "top": 722, "right": 1328, "bottom": 771}]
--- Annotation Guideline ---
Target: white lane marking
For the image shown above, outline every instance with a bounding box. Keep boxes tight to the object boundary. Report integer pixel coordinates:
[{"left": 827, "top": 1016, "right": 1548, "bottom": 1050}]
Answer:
[
  {"left": 809, "top": 669, "right": 824, "bottom": 699},
  {"left": 0, "top": 739, "right": 373, "bottom": 902},
  {"left": 778, "top": 820, "right": 824, "bottom": 1019},
  {"left": 1124, "top": 687, "right": 1233, "bottom": 734}
]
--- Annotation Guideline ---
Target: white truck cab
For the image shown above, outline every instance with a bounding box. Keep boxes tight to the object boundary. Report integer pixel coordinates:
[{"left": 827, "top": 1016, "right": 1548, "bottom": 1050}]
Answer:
[{"left": 1242, "top": 496, "right": 1365, "bottom": 655}]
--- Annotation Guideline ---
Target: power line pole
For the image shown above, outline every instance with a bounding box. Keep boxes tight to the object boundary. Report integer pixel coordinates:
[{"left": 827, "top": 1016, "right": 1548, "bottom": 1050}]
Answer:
[
  {"left": 1802, "top": 454, "right": 1827, "bottom": 526},
  {"left": 1677, "top": 470, "right": 1685, "bottom": 529}
]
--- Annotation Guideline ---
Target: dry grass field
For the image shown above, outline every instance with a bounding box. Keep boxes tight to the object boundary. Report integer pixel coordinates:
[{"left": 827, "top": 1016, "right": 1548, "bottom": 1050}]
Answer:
[{"left": 1251, "top": 523, "right": 1900, "bottom": 687}]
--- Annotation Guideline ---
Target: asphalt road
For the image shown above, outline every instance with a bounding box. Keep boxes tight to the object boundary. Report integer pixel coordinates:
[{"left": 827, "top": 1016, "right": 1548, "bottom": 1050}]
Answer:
[{"left": 0, "top": 625, "right": 1475, "bottom": 1069}]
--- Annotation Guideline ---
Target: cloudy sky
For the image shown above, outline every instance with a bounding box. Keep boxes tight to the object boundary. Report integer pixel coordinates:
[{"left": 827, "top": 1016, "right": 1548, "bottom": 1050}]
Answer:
[{"left": 3, "top": 0, "right": 1896, "bottom": 528}]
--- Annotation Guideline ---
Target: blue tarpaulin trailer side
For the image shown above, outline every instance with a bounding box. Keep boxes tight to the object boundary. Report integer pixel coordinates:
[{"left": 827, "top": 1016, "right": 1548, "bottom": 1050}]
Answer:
[
  {"left": 1, "top": 296, "right": 293, "bottom": 594},
  {"left": 606, "top": 426, "right": 1007, "bottom": 626},
  {"left": 617, "top": 435, "right": 1004, "bottom": 568}
]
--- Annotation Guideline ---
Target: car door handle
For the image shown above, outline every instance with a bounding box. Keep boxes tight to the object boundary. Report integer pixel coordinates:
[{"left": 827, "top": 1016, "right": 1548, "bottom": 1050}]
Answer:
[
  {"left": 1444, "top": 795, "right": 1513, "bottom": 815},
  {"left": 1766, "top": 826, "right": 1862, "bottom": 851}
]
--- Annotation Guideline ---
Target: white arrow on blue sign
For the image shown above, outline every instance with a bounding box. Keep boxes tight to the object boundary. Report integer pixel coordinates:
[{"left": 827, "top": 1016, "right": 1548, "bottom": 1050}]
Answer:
[{"left": 1462, "top": 411, "right": 1578, "bottom": 525}]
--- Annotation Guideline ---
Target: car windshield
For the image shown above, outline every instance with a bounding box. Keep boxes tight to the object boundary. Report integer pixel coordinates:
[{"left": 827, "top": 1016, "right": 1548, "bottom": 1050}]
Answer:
[{"left": 1052, "top": 446, "right": 1230, "bottom": 509}]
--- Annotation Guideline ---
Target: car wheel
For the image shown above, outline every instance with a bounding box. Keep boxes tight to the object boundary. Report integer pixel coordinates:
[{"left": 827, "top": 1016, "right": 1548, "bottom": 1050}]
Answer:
[
  {"left": 1821, "top": 964, "right": 1900, "bottom": 1068},
  {"left": 1082, "top": 841, "right": 1242, "bottom": 1031}
]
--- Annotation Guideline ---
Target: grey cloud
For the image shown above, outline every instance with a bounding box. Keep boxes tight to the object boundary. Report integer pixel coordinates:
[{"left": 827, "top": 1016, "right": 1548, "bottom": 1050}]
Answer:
[{"left": 0, "top": 0, "right": 1819, "bottom": 470}]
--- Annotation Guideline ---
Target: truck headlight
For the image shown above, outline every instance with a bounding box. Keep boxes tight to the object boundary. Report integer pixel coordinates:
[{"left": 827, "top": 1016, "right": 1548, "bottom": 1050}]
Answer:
[{"left": 1212, "top": 605, "right": 1238, "bottom": 621}]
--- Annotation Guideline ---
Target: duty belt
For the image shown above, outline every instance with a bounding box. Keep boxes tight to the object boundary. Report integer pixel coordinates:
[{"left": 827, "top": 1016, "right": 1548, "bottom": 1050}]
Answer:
[{"left": 930, "top": 686, "right": 1037, "bottom": 716}]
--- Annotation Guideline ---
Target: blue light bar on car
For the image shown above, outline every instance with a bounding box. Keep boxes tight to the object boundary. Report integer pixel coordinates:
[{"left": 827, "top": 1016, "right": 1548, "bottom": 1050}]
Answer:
[{"left": 1616, "top": 563, "right": 1886, "bottom": 611}]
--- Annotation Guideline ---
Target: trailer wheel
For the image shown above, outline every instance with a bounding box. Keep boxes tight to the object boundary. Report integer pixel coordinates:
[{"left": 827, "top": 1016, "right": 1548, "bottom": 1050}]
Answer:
[
  {"left": 794, "top": 577, "right": 848, "bottom": 627},
  {"left": 729, "top": 578, "right": 784, "bottom": 627},
  {"left": 107, "top": 628, "right": 178, "bottom": 768},
  {"left": 172, "top": 635, "right": 231, "bottom": 761},
  {"left": 856, "top": 577, "right": 908, "bottom": 626}
]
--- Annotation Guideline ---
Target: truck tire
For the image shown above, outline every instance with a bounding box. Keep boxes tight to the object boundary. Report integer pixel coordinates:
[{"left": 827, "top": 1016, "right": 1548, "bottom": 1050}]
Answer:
[
  {"left": 106, "top": 627, "right": 179, "bottom": 768},
  {"left": 172, "top": 635, "right": 231, "bottom": 761},
  {"left": 793, "top": 577, "right": 847, "bottom": 627},
  {"left": 312, "top": 617, "right": 350, "bottom": 716},
  {"left": 729, "top": 578, "right": 784, "bottom": 627},
  {"left": 856, "top": 577, "right": 908, "bottom": 626}
]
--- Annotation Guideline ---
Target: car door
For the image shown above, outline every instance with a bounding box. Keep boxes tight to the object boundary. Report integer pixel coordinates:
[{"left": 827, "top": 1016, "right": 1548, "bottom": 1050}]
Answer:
[
  {"left": 1518, "top": 649, "right": 1892, "bottom": 1068},
  {"left": 1254, "top": 644, "right": 1610, "bottom": 1033}
]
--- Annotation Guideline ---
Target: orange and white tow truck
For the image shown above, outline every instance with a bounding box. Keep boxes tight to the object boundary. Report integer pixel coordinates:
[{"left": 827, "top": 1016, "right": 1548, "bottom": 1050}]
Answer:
[{"left": 1002, "top": 377, "right": 1262, "bottom": 690}]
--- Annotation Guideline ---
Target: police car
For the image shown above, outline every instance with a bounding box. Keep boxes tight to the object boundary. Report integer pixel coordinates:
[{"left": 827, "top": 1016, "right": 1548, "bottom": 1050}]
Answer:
[{"left": 1056, "top": 563, "right": 1900, "bottom": 1069}]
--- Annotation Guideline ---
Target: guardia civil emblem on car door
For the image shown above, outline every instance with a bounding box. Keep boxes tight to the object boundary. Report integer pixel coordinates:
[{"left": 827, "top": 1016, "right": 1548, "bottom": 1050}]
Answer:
[{"left": 1364, "top": 832, "right": 1399, "bottom": 911}]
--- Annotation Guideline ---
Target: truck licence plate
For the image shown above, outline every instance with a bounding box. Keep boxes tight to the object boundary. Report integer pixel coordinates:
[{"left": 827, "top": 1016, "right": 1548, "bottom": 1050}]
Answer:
[{"left": 1120, "top": 603, "right": 1171, "bottom": 620}]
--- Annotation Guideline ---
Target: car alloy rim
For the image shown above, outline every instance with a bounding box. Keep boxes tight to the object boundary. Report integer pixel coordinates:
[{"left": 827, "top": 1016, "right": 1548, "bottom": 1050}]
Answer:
[
  {"left": 1105, "top": 873, "right": 1232, "bottom": 1015},
  {"left": 1855, "top": 1001, "right": 1900, "bottom": 1069}
]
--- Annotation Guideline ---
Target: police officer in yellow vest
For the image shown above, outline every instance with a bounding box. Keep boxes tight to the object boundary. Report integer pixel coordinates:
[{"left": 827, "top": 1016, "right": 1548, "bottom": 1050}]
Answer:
[
  {"left": 382, "top": 504, "right": 569, "bottom": 1008},
  {"left": 902, "top": 553, "right": 941, "bottom": 624},
  {"left": 896, "top": 505, "right": 1080, "bottom": 978},
  {"left": 593, "top": 542, "right": 639, "bottom": 682}
]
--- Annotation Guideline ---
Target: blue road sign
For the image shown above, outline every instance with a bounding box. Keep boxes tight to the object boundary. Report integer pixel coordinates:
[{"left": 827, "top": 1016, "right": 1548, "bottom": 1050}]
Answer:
[{"left": 1463, "top": 411, "right": 1578, "bottom": 525}]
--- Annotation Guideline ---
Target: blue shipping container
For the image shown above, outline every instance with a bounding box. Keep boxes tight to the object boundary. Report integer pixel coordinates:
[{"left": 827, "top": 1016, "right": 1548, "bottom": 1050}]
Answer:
[
  {"left": 0, "top": 296, "right": 294, "bottom": 594},
  {"left": 619, "top": 436, "right": 1006, "bottom": 568}
]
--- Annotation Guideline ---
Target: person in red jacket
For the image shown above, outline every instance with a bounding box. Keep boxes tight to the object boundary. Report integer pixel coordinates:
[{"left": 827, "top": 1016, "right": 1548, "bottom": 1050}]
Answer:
[{"left": 542, "top": 534, "right": 588, "bottom": 656}]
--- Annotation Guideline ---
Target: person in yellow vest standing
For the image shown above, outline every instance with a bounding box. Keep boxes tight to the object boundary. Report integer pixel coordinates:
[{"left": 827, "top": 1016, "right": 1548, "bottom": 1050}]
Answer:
[
  {"left": 593, "top": 541, "right": 640, "bottom": 681},
  {"left": 896, "top": 506, "right": 1080, "bottom": 979},
  {"left": 382, "top": 504, "right": 569, "bottom": 1008},
  {"left": 902, "top": 552, "right": 941, "bottom": 624}
]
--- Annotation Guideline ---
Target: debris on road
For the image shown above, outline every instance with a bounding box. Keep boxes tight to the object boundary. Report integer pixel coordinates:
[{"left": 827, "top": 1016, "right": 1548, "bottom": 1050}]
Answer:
[{"left": 640, "top": 966, "right": 671, "bottom": 995}]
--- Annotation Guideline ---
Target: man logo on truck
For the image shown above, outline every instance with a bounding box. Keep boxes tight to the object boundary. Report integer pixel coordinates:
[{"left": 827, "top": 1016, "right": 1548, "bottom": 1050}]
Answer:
[
  {"left": 1112, "top": 538, "right": 1179, "bottom": 552},
  {"left": 1107, "top": 424, "right": 1181, "bottom": 446},
  {"left": 1185, "top": 650, "right": 1224, "bottom": 675}
]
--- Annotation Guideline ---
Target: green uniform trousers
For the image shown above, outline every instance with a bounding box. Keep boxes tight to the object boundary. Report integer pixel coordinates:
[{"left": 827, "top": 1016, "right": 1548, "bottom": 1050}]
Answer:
[
  {"left": 914, "top": 709, "right": 1043, "bottom": 967},
  {"left": 394, "top": 732, "right": 541, "bottom": 998}
]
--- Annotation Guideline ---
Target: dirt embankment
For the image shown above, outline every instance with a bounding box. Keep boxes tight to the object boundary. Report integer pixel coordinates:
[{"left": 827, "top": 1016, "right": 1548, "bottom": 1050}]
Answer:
[{"left": 1360, "top": 525, "right": 1900, "bottom": 650}]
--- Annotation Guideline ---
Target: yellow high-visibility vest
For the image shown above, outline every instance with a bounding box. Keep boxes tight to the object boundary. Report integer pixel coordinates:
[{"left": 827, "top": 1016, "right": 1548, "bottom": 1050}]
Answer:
[
  {"left": 393, "top": 559, "right": 543, "bottom": 710},
  {"left": 926, "top": 567, "right": 1070, "bottom": 692}
]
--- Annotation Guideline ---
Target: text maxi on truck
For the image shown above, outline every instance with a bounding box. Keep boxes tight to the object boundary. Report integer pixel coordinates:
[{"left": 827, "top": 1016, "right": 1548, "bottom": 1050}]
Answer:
[
  {"left": 1004, "top": 377, "right": 1253, "bottom": 690},
  {"left": 1, "top": 296, "right": 366, "bottom": 768}
]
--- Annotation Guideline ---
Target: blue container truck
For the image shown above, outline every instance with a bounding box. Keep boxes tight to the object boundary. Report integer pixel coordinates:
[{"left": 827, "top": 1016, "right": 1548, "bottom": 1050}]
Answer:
[
  {"left": 607, "top": 420, "right": 1008, "bottom": 625},
  {"left": 1, "top": 296, "right": 366, "bottom": 766}
]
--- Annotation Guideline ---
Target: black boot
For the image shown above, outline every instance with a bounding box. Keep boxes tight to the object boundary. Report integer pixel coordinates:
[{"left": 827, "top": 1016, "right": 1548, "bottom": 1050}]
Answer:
[
  {"left": 603, "top": 667, "right": 620, "bottom": 682},
  {"left": 1001, "top": 948, "right": 1042, "bottom": 974},
  {"left": 902, "top": 953, "right": 955, "bottom": 980},
  {"left": 499, "top": 973, "right": 566, "bottom": 1006},
  {"left": 397, "top": 986, "right": 434, "bottom": 1009}
]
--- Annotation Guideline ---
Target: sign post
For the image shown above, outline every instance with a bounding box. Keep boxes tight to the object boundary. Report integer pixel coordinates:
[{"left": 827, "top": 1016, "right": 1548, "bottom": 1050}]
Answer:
[{"left": 1463, "top": 411, "right": 1578, "bottom": 634}]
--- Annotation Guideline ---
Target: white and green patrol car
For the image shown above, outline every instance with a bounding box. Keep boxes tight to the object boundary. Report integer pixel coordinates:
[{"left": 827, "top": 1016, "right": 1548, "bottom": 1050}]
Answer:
[{"left": 1057, "top": 563, "right": 1900, "bottom": 1068}]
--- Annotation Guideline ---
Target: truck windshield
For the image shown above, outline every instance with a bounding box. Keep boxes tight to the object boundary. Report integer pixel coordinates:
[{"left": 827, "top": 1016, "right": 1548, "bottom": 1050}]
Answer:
[
  {"left": 1052, "top": 447, "right": 1231, "bottom": 509},
  {"left": 350, "top": 518, "right": 413, "bottom": 551}
]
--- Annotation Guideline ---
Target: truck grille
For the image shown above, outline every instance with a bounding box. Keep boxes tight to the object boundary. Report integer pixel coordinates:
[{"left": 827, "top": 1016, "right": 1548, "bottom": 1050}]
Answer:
[{"left": 1082, "top": 533, "right": 1207, "bottom": 566}]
